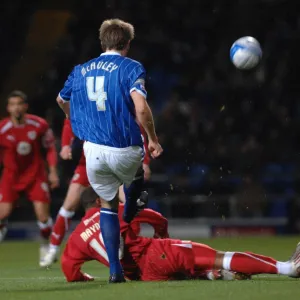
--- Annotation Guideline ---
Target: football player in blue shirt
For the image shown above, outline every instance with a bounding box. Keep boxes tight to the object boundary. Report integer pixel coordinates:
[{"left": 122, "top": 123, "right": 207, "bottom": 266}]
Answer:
[{"left": 57, "top": 19, "right": 163, "bottom": 283}]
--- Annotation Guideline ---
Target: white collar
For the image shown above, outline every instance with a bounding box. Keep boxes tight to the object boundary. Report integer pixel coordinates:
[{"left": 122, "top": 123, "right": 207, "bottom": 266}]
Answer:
[{"left": 100, "top": 51, "right": 121, "bottom": 56}]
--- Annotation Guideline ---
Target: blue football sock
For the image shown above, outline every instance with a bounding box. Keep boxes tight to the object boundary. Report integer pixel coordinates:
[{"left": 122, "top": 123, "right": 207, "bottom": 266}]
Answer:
[
  {"left": 123, "top": 168, "right": 144, "bottom": 223},
  {"left": 100, "top": 208, "right": 123, "bottom": 276}
]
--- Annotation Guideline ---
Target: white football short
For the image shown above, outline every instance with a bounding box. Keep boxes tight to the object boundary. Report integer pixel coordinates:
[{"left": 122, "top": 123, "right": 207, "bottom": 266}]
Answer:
[{"left": 83, "top": 141, "right": 143, "bottom": 201}]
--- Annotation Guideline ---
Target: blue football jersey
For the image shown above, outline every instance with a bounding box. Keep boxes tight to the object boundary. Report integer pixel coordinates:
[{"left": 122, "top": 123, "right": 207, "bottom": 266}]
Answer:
[{"left": 59, "top": 52, "right": 147, "bottom": 148}]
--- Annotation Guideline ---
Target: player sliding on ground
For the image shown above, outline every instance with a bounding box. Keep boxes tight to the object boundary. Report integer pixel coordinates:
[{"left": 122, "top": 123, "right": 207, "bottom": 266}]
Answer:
[
  {"left": 56, "top": 19, "right": 162, "bottom": 282},
  {"left": 61, "top": 188, "right": 300, "bottom": 282},
  {"left": 41, "top": 119, "right": 152, "bottom": 267},
  {"left": 0, "top": 90, "right": 59, "bottom": 265}
]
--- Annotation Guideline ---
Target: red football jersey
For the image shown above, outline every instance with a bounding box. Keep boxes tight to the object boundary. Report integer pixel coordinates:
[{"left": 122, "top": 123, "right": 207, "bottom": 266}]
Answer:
[
  {"left": 0, "top": 114, "right": 56, "bottom": 187},
  {"left": 61, "top": 205, "right": 169, "bottom": 282}
]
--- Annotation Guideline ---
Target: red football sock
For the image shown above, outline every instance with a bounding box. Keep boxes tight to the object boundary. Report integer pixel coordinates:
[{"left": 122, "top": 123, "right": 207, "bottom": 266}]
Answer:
[
  {"left": 50, "top": 207, "right": 74, "bottom": 247},
  {"left": 40, "top": 227, "right": 52, "bottom": 240},
  {"left": 223, "top": 252, "right": 278, "bottom": 274},
  {"left": 192, "top": 242, "right": 217, "bottom": 270},
  {"left": 245, "top": 251, "right": 277, "bottom": 265},
  {"left": 37, "top": 218, "right": 53, "bottom": 241}
]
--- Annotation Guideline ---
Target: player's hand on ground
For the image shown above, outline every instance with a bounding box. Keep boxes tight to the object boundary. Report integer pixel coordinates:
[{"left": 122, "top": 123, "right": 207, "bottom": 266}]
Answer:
[
  {"left": 143, "top": 163, "right": 151, "bottom": 181},
  {"left": 148, "top": 139, "right": 163, "bottom": 159},
  {"left": 83, "top": 273, "right": 94, "bottom": 281},
  {"left": 48, "top": 171, "right": 59, "bottom": 189},
  {"left": 60, "top": 145, "right": 72, "bottom": 160}
]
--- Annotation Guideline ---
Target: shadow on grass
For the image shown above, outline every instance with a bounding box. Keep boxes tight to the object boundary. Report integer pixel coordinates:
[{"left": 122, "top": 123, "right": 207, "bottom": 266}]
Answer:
[
  {"left": 4, "top": 281, "right": 109, "bottom": 293},
  {"left": 4, "top": 277, "right": 299, "bottom": 293},
  {"left": 252, "top": 277, "right": 299, "bottom": 282}
]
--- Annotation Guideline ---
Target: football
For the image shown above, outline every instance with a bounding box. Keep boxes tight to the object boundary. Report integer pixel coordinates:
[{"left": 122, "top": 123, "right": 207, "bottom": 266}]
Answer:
[{"left": 230, "top": 36, "right": 262, "bottom": 70}]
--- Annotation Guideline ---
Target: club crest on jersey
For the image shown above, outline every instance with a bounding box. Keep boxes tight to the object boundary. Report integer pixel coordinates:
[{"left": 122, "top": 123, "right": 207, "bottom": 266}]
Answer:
[
  {"left": 17, "top": 142, "right": 32, "bottom": 155},
  {"left": 27, "top": 131, "right": 37, "bottom": 140}
]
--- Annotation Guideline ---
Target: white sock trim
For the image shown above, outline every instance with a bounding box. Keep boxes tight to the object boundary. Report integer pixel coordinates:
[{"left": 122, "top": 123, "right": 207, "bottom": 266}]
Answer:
[
  {"left": 276, "top": 261, "right": 293, "bottom": 275},
  {"left": 223, "top": 251, "right": 235, "bottom": 270},
  {"left": 59, "top": 207, "right": 75, "bottom": 219},
  {"left": 100, "top": 210, "right": 118, "bottom": 215},
  {"left": 37, "top": 218, "right": 53, "bottom": 229}
]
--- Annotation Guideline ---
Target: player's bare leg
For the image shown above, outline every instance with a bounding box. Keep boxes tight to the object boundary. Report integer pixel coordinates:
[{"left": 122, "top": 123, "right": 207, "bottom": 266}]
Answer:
[
  {"left": 118, "top": 186, "right": 125, "bottom": 203},
  {"left": 41, "top": 183, "right": 86, "bottom": 268},
  {"left": 192, "top": 241, "right": 300, "bottom": 278},
  {"left": 32, "top": 201, "right": 53, "bottom": 266},
  {"left": 0, "top": 203, "right": 13, "bottom": 242}
]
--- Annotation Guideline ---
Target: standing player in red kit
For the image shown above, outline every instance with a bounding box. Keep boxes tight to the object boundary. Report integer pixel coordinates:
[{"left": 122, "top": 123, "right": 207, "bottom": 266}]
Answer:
[
  {"left": 0, "top": 90, "right": 59, "bottom": 264},
  {"left": 41, "top": 119, "right": 152, "bottom": 267},
  {"left": 40, "top": 118, "right": 90, "bottom": 267},
  {"left": 61, "top": 187, "right": 300, "bottom": 282}
]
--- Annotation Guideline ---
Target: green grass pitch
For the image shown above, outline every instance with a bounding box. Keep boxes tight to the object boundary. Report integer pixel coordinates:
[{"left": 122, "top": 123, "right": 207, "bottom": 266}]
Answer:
[{"left": 0, "top": 236, "right": 299, "bottom": 300}]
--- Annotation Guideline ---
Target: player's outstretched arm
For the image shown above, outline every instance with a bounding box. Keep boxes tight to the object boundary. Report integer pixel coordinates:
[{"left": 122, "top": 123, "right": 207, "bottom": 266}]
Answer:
[
  {"left": 132, "top": 208, "right": 169, "bottom": 238},
  {"left": 48, "top": 151, "right": 59, "bottom": 189},
  {"left": 42, "top": 125, "right": 59, "bottom": 189},
  {"left": 60, "top": 119, "right": 73, "bottom": 160},
  {"left": 139, "top": 125, "right": 151, "bottom": 180},
  {"left": 132, "top": 91, "right": 156, "bottom": 140},
  {"left": 131, "top": 91, "right": 163, "bottom": 158},
  {"left": 61, "top": 243, "right": 94, "bottom": 282}
]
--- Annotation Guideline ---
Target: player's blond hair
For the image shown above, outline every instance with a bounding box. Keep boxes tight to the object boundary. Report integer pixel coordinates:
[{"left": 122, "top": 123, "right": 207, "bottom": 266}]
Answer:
[{"left": 99, "top": 19, "right": 135, "bottom": 51}]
